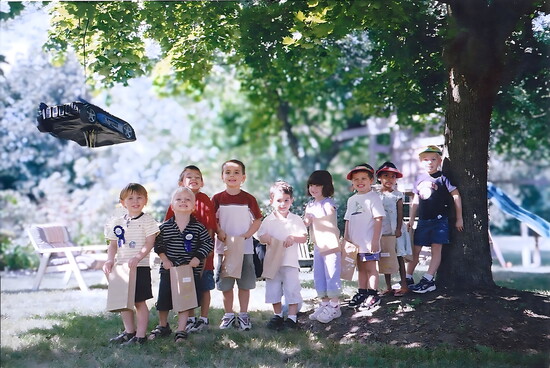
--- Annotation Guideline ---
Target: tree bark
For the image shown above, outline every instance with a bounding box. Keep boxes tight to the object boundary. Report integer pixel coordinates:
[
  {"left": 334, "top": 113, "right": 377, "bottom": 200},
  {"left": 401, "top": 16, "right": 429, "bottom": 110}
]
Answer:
[{"left": 437, "top": 1, "right": 535, "bottom": 289}]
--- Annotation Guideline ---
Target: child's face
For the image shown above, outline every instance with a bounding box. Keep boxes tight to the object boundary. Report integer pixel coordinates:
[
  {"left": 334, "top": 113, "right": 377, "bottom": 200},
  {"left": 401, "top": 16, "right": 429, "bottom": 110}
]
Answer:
[
  {"left": 271, "top": 191, "right": 293, "bottom": 217},
  {"left": 419, "top": 153, "right": 442, "bottom": 174},
  {"left": 120, "top": 191, "right": 147, "bottom": 217},
  {"left": 351, "top": 171, "right": 374, "bottom": 194},
  {"left": 308, "top": 184, "right": 325, "bottom": 200},
  {"left": 378, "top": 172, "right": 397, "bottom": 191},
  {"left": 179, "top": 169, "right": 203, "bottom": 193},
  {"left": 171, "top": 190, "right": 195, "bottom": 214},
  {"left": 221, "top": 162, "right": 245, "bottom": 189}
]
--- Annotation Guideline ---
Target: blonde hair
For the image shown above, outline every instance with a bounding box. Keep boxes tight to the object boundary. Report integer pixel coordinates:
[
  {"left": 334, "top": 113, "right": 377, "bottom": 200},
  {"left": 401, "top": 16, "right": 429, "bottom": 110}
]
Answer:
[
  {"left": 171, "top": 186, "right": 196, "bottom": 203},
  {"left": 119, "top": 183, "right": 148, "bottom": 201}
]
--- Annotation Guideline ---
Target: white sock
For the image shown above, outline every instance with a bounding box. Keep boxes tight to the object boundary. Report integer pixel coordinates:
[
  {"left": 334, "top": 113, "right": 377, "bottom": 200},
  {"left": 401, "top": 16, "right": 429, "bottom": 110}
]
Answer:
[
  {"left": 274, "top": 312, "right": 283, "bottom": 318},
  {"left": 329, "top": 300, "right": 339, "bottom": 308},
  {"left": 224, "top": 313, "right": 234, "bottom": 318},
  {"left": 188, "top": 317, "right": 196, "bottom": 322},
  {"left": 320, "top": 301, "right": 329, "bottom": 307},
  {"left": 200, "top": 317, "right": 208, "bottom": 323},
  {"left": 288, "top": 315, "right": 297, "bottom": 322},
  {"left": 406, "top": 274, "right": 413, "bottom": 279},
  {"left": 424, "top": 274, "right": 433, "bottom": 281}
]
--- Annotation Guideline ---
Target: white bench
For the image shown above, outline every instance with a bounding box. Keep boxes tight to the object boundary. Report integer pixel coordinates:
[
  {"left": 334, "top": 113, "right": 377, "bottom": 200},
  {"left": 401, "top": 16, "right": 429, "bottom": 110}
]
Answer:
[{"left": 27, "top": 224, "right": 108, "bottom": 291}]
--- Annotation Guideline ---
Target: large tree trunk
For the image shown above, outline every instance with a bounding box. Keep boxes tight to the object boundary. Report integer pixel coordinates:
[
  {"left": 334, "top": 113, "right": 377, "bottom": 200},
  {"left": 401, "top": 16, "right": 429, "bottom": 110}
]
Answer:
[{"left": 437, "top": 1, "right": 535, "bottom": 289}]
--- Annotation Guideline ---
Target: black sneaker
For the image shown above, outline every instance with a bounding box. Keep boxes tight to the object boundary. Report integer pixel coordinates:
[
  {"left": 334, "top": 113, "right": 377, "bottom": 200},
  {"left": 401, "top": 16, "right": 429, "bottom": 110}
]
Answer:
[
  {"left": 122, "top": 336, "right": 147, "bottom": 346},
  {"left": 109, "top": 331, "right": 135, "bottom": 344},
  {"left": 283, "top": 318, "right": 300, "bottom": 330},
  {"left": 266, "top": 315, "right": 284, "bottom": 331},
  {"left": 360, "top": 295, "right": 381, "bottom": 310},
  {"left": 406, "top": 277, "right": 414, "bottom": 286},
  {"left": 348, "top": 292, "right": 367, "bottom": 308},
  {"left": 411, "top": 277, "right": 436, "bottom": 293}
]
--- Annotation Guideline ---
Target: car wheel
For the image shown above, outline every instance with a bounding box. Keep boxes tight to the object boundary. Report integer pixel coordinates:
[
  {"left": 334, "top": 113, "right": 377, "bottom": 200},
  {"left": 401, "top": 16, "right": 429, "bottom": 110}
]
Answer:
[
  {"left": 80, "top": 106, "right": 97, "bottom": 123},
  {"left": 122, "top": 124, "right": 134, "bottom": 139}
]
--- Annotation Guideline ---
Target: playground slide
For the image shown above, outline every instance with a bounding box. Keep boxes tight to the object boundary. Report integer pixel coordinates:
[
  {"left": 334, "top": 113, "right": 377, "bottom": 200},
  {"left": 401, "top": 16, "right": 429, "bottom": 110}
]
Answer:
[{"left": 488, "top": 183, "right": 550, "bottom": 238}]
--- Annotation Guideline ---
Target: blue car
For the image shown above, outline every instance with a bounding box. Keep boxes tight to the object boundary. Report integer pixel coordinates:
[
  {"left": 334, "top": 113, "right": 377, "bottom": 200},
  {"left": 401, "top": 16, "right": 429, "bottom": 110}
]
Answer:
[{"left": 37, "top": 99, "right": 136, "bottom": 147}]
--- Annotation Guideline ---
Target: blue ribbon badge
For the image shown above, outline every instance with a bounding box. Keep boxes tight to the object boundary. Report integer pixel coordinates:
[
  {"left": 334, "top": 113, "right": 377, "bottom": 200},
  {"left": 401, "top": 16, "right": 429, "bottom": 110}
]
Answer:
[
  {"left": 113, "top": 225, "right": 125, "bottom": 247},
  {"left": 183, "top": 233, "right": 193, "bottom": 253}
]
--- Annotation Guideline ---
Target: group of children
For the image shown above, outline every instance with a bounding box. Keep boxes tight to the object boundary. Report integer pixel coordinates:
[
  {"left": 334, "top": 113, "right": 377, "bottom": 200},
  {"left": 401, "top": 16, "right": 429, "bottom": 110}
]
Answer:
[{"left": 103, "top": 145, "right": 463, "bottom": 344}]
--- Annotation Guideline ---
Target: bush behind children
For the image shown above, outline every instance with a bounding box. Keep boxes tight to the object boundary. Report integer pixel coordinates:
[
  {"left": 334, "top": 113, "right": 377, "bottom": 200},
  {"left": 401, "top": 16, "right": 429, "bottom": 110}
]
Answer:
[{"left": 103, "top": 149, "right": 463, "bottom": 342}]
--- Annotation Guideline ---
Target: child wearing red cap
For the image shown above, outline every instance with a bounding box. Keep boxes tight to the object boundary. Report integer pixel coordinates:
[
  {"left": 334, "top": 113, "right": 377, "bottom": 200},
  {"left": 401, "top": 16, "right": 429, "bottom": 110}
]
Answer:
[
  {"left": 344, "top": 164, "right": 385, "bottom": 310},
  {"left": 375, "top": 162, "right": 410, "bottom": 297}
]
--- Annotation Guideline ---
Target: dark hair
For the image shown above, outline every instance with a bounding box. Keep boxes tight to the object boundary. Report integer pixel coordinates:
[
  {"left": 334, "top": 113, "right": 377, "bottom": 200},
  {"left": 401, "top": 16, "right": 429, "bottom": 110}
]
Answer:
[
  {"left": 376, "top": 161, "right": 397, "bottom": 172},
  {"left": 119, "top": 183, "right": 148, "bottom": 201},
  {"left": 306, "top": 170, "right": 334, "bottom": 197},
  {"left": 221, "top": 159, "right": 246, "bottom": 174},
  {"left": 270, "top": 180, "right": 293, "bottom": 199},
  {"left": 178, "top": 165, "right": 203, "bottom": 183}
]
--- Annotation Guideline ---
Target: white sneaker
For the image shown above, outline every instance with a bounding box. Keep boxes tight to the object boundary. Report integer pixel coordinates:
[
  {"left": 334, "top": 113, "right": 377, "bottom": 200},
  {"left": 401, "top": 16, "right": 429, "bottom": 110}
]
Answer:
[
  {"left": 309, "top": 304, "right": 327, "bottom": 321},
  {"left": 316, "top": 305, "right": 342, "bottom": 324},
  {"left": 219, "top": 314, "right": 235, "bottom": 329},
  {"left": 236, "top": 313, "right": 252, "bottom": 331}
]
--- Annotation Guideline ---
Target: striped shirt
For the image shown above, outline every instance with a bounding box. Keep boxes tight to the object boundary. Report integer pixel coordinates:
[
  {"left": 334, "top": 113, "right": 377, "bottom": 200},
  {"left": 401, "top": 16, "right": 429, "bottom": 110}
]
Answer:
[
  {"left": 154, "top": 216, "right": 213, "bottom": 276},
  {"left": 106, "top": 213, "right": 160, "bottom": 267}
]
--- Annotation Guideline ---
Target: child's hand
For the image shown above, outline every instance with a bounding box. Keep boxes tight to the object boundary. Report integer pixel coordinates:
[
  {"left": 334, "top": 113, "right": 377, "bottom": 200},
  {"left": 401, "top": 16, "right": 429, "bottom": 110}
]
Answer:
[
  {"left": 103, "top": 259, "right": 114, "bottom": 275},
  {"left": 189, "top": 257, "right": 200, "bottom": 268},
  {"left": 259, "top": 234, "right": 271, "bottom": 245},
  {"left": 162, "top": 259, "right": 174, "bottom": 270},
  {"left": 371, "top": 240, "right": 381, "bottom": 253},
  {"left": 283, "top": 235, "right": 294, "bottom": 248},
  {"left": 395, "top": 227, "right": 402, "bottom": 238},
  {"left": 128, "top": 256, "right": 140, "bottom": 269},
  {"left": 303, "top": 214, "right": 314, "bottom": 226},
  {"left": 217, "top": 230, "right": 227, "bottom": 242},
  {"left": 407, "top": 220, "right": 414, "bottom": 231},
  {"left": 455, "top": 218, "right": 464, "bottom": 232}
]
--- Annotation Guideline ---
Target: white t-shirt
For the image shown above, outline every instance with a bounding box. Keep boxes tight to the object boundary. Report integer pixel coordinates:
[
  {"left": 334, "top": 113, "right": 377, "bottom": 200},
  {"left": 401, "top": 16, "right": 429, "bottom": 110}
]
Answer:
[
  {"left": 257, "top": 212, "right": 307, "bottom": 268},
  {"left": 377, "top": 189, "right": 404, "bottom": 236},
  {"left": 344, "top": 191, "right": 385, "bottom": 253}
]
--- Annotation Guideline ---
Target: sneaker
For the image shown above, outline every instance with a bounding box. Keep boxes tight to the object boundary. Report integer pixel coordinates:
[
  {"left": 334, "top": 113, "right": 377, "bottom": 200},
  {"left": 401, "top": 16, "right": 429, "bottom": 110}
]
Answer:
[
  {"left": 121, "top": 336, "right": 147, "bottom": 346},
  {"left": 411, "top": 277, "right": 436, "bottom": 293},
  {"left": 185, "top": 318, "right": 196, "bottom": 332},
  {"left": 189, "top": 318, "right": 209, "bottom": 333},
  {"left": 316, "top": 305, "right": 342, "bottom": 324},
  {"left": 236, "top": 313, "right": 252, "bottom": 331},
  {"left": 109, "top": 331, "right": 135, "bottom": 344},
  {"left": 219, "top": 314, "right": 235, "bottom": 329},
  {"left": 266, "top": 315, "right": 284, "bottom": 331},
  {"left": 347, "top": 292, "right": 367, "bottom": 308},
  {"left": 406, "top": 277, "right": 415, "bottom": 286},
  {"left": 283, "top": 318, "right": 300, "bottom": 330},
  {"left": 360, "top": 295, "right": 381, "bottom": 310},
  {"left": 309, "top": 304, "right": 327, "bottom": 321}
]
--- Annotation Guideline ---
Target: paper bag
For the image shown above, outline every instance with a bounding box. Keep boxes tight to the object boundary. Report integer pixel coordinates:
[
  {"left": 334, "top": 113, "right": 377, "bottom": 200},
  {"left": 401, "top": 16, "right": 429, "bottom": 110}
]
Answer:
[
  {"left": 261, "top": 238, "right": 285, "bottom": 279},
  {"left": 378, "top": 235, "right": 399, "bottom": 274},
  {"left": 340, "top": 240, "right": 358, "bottom": 281},
  {"left": 402, "top": 225, "right": 414, "bottom": 262},
  {"left": 220, "top": 236, "right": 245, "bottom": 279},
  {"left": 311, "top": 214, "right": 341, "bottom": 255},
  {"left": 106, "top": 263, "right": 136, "bottom": 312},
  {"left": 170, "top": 264, "right": 198, "bottom": 312}
]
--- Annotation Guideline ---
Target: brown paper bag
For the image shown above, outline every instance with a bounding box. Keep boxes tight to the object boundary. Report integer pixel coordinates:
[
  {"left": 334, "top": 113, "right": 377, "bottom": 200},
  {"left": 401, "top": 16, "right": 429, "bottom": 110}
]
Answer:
[
  {"left": 170, "top": 264, "right": 198, "bottom": 312},
  {"left": 261, "top": 238, "right": 285, "bottom": 279},
  {"left": 106, "top": 263, "right": 136, "bottom": 312},
  {"left": 403, "top": 227, "right": 414, "bottom": 262},
  {"left": 340, "top": 240, "right": 358, "bottom": 281},
  {"left": 220, "top": 236, "right": 245, "bottom": 279},
  {"left": 311, "top": 214, "right": 341, "bottom": 256},
  {"left": 378, "top": 235, "right": 399, "bottom": 274}
]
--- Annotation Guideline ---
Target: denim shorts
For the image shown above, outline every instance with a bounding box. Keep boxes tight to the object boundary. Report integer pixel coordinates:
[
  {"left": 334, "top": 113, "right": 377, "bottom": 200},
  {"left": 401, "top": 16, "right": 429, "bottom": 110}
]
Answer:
[
  {"left": 413, "top": 216, "right": 450, "bottom": 246},
  {"left": 199, "top": 269, "right": 215, "bottom": 291}
]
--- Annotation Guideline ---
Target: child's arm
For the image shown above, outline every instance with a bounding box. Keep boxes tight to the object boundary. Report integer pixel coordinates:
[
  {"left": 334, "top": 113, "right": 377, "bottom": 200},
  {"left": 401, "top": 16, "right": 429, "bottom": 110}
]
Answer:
[
  {"left": 371, "top": 217, "right": 383, "bottom": 253},
  {"left": 128, "top": 233, "right": 157, "bottom": 268},
  {"left": 158, "top": 253, "right": 173, "bottom": 269},
  {"left": 284, "top": 233, "right": 307, "bottom": 248},
  {"left": 241, "top": 218, "right": 262, "bottom": 240},
  {"left": 343, "top": 220, "right": 350, "bottom": 242},
  {"left": 450, "top": 189, "right": 464, "bottom": 231},
  {"left": 395, "top": 198, "right": 404, "bottom": 238},
  {"left": 102, "top": 240, "right": 118, "bottom": 275},
  {"left": 407, "top": 194, "right": 419, "bottom": 230}
]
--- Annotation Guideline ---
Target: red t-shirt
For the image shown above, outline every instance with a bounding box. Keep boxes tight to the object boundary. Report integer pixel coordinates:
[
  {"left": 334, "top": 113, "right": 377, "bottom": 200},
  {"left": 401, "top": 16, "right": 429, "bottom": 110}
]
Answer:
[{"left": 164, "top": 191, "right": 217, "bottom": 270}]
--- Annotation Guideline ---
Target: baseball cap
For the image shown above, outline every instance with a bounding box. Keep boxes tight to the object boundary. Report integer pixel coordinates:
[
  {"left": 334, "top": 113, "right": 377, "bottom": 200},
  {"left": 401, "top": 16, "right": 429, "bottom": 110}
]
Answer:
[
  {"left": 346, "top": 164, "right": 374, "bottom": 180},
  {"left": 376, "top": 161, "right": 403, "bottom": 178},
  {"left": 419, "top": 145, "right": 442, "bottom": 156}
]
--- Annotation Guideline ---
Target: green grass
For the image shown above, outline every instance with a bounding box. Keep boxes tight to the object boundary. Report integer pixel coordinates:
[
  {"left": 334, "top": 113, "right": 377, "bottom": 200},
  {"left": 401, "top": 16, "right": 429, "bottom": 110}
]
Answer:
[{"left": 1, "top": 307, "right": 546, "bottom": 368}]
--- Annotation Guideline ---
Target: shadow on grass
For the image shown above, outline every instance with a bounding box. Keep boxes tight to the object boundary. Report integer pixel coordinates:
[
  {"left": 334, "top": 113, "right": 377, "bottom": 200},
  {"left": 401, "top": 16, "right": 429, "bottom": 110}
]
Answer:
[{"left": 1, "top": 307, "right": 546, "bottom": 368}]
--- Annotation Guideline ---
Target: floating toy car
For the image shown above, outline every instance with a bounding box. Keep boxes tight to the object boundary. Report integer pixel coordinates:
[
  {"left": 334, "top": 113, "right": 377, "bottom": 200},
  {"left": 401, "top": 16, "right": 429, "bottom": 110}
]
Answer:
[{"left": 36, "top": 99, "right": 136, "bottom": 147}]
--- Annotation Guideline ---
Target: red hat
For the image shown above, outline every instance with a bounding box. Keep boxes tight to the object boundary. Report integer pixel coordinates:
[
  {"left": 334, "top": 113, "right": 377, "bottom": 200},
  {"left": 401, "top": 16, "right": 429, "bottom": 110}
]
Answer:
[
  {"left": 346, "top": 164, "right": 374, "bottom": 180},
  {"left": 375, "top": 162, "right": 403, "bottom": 178}
]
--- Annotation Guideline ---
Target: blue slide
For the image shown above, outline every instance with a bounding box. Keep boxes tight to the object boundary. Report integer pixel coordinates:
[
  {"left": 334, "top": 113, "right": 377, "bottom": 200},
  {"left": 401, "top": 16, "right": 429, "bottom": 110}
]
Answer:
[{"left": 488, "top": 183, "right": 550, "bottom": 238}]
